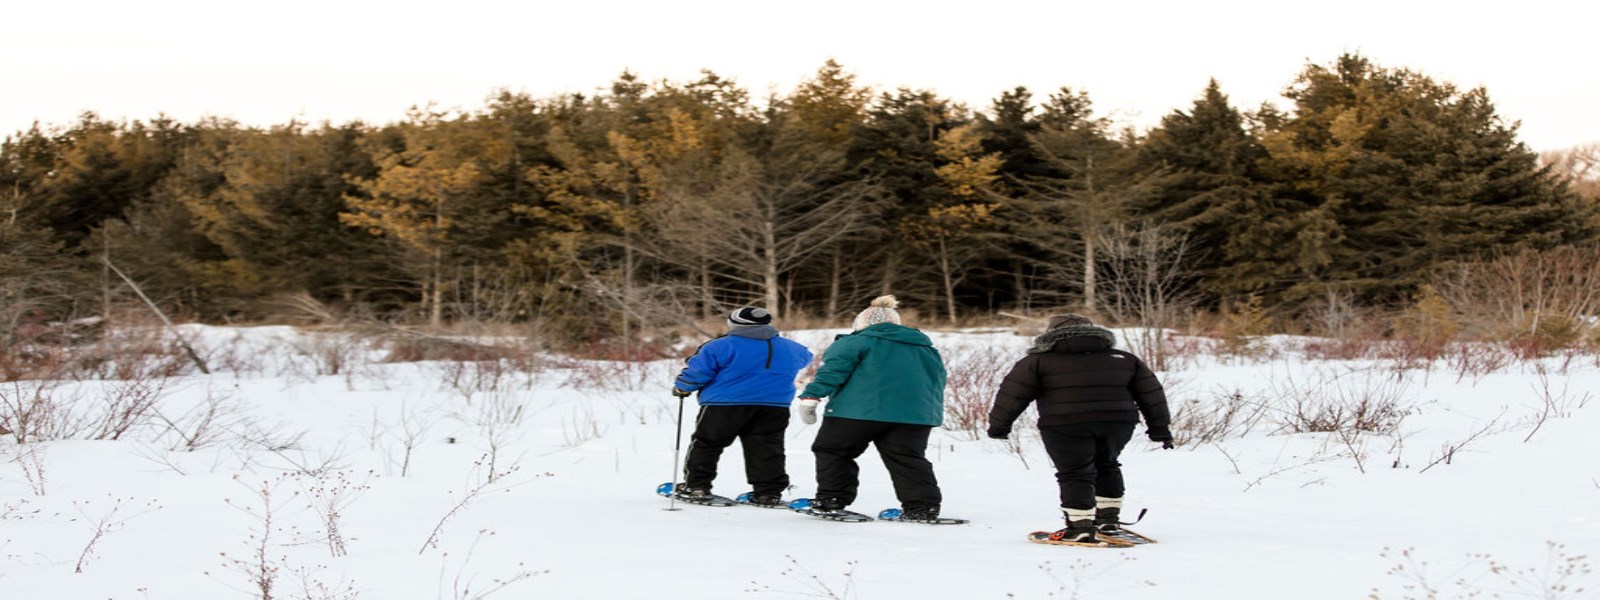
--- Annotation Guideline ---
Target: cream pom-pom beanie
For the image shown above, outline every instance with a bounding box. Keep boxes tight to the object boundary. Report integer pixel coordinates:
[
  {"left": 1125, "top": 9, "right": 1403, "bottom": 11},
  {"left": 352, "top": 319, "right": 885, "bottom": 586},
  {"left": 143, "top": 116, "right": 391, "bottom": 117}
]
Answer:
[{"left": 851, "top": 295, "right": 903, "bottom": 331}]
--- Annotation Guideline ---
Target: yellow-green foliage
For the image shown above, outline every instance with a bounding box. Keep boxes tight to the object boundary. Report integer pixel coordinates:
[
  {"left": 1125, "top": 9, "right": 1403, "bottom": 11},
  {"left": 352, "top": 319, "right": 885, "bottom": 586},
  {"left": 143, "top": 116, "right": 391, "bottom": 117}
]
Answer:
[
  {"left": 933, "top": 125, "right": 1004, "bottom": 198},
  {"left": 1392, "top": 284, "right": 1458, "bottom": 356},
  {"left": 1514, "top": 313, "right": 1585, "bottom": 356},
  {"left": 1218, "top": 295, "right": 1270, "bottom": 357}
]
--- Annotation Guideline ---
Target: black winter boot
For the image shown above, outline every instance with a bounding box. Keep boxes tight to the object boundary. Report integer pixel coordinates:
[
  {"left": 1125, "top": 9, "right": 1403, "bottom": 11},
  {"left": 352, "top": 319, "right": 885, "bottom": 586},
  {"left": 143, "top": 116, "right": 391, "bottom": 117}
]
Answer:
[
  {"left": 1048, "top": 508, "right": 1098, "bottom": 543},
  {"left": 674, "top": 484, "right": 712, "bottom": 499},
  {"left": 745, "top": 494, "right": 785, "bottom": 507},
  {"left": 813, "top": 497, "right": 847, "bottom": 513},
  {"left": 1095, "top": 496, "right": 1123, "bottom": 532}
]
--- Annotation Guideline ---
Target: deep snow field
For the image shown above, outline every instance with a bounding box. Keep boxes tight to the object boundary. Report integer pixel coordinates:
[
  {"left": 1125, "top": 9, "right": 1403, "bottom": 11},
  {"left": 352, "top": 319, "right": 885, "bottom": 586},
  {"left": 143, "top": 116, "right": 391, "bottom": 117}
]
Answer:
[{"left": 1, "top": 324, "right": 1595, "bottom": 599}]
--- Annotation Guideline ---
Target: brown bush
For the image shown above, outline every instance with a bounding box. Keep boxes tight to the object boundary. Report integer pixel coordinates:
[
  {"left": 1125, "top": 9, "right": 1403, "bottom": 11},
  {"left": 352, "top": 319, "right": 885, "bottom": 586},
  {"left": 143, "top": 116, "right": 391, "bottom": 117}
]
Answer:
[
  {"left": 379, "top": 336, "right": 520, "bottom": 363},
  {"left": 1390, "top": 285, "right": 1459, "bottom": 360},
  {"left": 1217, "top": 295, "right": 1272, "bottom": 358},
  {"left": 939, "top": 345, "right": 1015, "bottom": 439},
  {"left": 1434, "top": 245, "right": 1600, "bottom": 350}
]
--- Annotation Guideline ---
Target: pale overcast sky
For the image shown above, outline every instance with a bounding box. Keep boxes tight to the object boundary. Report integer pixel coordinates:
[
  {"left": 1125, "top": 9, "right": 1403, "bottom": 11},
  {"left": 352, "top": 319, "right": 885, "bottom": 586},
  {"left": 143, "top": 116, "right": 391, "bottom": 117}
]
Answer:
[{"left": 3, "top": 0, "right": 1595, "bottom": 152}]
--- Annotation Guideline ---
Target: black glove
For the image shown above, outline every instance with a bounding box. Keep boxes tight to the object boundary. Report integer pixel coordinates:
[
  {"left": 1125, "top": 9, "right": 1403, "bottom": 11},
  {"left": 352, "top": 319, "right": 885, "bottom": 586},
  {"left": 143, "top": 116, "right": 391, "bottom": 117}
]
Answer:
[
  {"left": 1147, "top": 426, "right": 1174, "bottom": 450},
  {"left": 671, "top": 388, "right": 691, "bottom": 398},
  {"left": 986, "top": 427, "right": 1010, "bottom": 440}
]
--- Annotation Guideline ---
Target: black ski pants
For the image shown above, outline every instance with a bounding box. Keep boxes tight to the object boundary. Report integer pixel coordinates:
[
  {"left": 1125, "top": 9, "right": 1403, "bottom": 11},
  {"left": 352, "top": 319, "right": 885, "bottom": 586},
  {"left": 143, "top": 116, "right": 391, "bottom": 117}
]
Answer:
[
  {"left": 1040, "top": 421, "right": 1136, "bottom": 510},
  {"left": 811, "top": 416, "right": 941, "bottom": 511},
  {"left": 682, "top": 405, "right": 790, "bottom": 496}
]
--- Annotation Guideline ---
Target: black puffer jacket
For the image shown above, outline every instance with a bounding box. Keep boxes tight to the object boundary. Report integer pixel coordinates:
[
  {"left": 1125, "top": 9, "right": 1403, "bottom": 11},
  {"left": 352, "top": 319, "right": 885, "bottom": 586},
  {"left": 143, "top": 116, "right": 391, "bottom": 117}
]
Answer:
[{"left": 987, "top": 325, "right": 1170, "bottom": 433}]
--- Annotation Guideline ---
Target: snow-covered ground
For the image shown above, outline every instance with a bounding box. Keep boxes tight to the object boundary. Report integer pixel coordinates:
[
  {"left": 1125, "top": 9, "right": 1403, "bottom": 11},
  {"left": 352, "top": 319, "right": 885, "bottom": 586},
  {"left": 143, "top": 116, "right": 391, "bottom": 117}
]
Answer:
[{"left": 2, "top": 325, "right": 1595, "bottom": 599}]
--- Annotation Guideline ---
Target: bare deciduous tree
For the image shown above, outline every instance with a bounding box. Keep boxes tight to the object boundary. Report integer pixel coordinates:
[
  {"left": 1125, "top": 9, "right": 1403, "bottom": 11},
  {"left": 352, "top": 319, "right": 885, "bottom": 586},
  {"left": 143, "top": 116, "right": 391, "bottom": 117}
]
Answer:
[
  {"left": 643, "top": 136, "right": 882, "bottom": 316},
  {"left": 1094, "top": 222, "right": 1201, "bottom": 368}
]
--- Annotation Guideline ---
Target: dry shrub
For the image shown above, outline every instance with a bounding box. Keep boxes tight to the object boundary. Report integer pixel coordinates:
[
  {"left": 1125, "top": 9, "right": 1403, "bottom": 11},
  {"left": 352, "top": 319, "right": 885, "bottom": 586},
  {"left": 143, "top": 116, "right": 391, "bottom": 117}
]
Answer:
[
  {"left": 1129, "top": 331, "right": 1212, "bottom": 372},
  {"left": 1, "top": 374, "right": 180, "bottom": 444},
  {"left": 1297, "top": 298, "right": 1386, "bottom": 361},
  {"left": 1303, "top": 287, "right": 1364, "bottom": 340},
  {"left": 60, "top": 325, "right": 194, "bottom": 381},
  {"left": 1390, "top": 285, "right": 1459, "bottom": 360},
  {"left": 285, "top": 330, "right": 370, "bottom": 377},
  {"left": 561, "top": 337, "right": 677, "bottom": 362},
  {"left": 940, "top": 345, "right": 1015, "bottom": 439},
  {"left": 1434, "top": 244, "right": 1600, "bottom": 353},
  {"left": 1374, "top": 543, "right": 1593, "bottom": 600},
  {"left": 0, "top": 381, "right": 73, "bottom": 443},
  {"left": 90, "top": 377, "right": 175, "bottom": 440},
  {"left": 1268, "top": 369, "right": 1410, "bottom": 435},
  {"left": 1302, "top": 337, "right": 1386, "bottom": 361},
  {"left": 1170, "top": 389, "right": 1272, "bottom": 446},
  {"left": 1445, "top": 342, "right": 1514, "bottom": 383},
  {"left": 436, "top": 357, "right": 522, "bottom": 399},
  {"left": 555, "top": 356, "right": 661, "bottom": 392},
  {"left": 0, "top": 346, "right": 72, "bottom": 382},
  {"left": 1508, "top": 313, "right": 1586, "bottom": 359},
  {"left": 379, "top": 336, "right": 519, "bottom": 363},
  {"left": 152, "top": 387, "right": 250, "bottom": 452},
  {"left": 1217, "top": 295, "right": 1272, "bottom": 359}
]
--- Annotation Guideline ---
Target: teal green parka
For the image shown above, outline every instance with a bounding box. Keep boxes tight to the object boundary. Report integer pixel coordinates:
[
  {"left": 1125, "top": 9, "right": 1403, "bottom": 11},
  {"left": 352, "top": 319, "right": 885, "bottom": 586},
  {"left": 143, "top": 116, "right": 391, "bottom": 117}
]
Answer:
[{"left": 799, "top": 323, "right": 947, "bottom": 426}]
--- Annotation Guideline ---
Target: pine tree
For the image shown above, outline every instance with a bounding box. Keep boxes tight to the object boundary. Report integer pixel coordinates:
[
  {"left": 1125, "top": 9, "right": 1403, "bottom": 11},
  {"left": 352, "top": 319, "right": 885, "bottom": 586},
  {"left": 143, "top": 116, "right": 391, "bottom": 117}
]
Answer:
[
  {"left": 1007, "top": 87, "right": 1163, "bottom": 313},
  {"left": 902, "top": 124, "right": 1003, "bottom": 322},
  {"left": 780, "top": 60, "right": 881, "bottom": 318},
  {"left": 342, "top": 108, "right": 507, "bottom": 327},
  {"left": 1135, "top": 80, "right": 1275, "bottom": 303},
  {"left": 1258, "top": 54, "right": 1599, "bottom": 304},
  {"left": 848, "top": 88, "right": 970, "bottom": 302},
  {"left": 787, "top": 59, "right": 873, "bottom": 148},
  {"left": 17, "top": 114, "right": 184, "bottom": 251},
  {"left": 158, "top": 121, "right": 388, "bottom": 313},
  {"left": 1, "top": 188, "right": 81, "bottom": 335},
  {"left": 976, "top": 87, "right": 1046, "bottom": 178}
]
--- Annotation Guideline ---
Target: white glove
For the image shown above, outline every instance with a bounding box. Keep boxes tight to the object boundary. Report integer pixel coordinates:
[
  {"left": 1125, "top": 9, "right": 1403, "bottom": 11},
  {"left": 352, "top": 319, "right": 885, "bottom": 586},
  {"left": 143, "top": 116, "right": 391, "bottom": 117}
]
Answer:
[{"left": 797, "top": 398, "right": 821, "bottom": 425}]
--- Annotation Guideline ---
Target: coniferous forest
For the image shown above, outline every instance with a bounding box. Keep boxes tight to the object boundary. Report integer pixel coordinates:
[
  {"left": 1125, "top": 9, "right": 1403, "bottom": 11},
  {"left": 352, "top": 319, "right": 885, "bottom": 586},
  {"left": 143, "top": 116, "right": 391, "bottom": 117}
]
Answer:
[{"left": 4, "top": 55, "right": 1599, "bottom": 352}]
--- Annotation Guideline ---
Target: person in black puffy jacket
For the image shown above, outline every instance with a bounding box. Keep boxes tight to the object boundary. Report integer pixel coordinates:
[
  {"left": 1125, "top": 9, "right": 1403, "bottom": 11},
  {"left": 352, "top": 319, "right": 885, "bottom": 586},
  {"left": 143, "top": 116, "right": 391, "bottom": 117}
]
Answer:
[{"left": 986, "top": 313, "right": 1172, "bottom": 543}]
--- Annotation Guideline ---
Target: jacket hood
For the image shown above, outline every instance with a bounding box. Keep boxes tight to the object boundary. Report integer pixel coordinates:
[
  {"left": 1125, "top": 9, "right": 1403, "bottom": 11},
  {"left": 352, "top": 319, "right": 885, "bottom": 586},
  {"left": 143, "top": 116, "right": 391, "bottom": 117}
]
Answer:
[
  {"left": 728, "top": 325, "right": 780, "bottom": 340},
  {"left": 1027, "top": 324, "right": 1117, "bottom": 354},
  {"left": 849, "top": 322, "right": 934, "bottom": 347}
]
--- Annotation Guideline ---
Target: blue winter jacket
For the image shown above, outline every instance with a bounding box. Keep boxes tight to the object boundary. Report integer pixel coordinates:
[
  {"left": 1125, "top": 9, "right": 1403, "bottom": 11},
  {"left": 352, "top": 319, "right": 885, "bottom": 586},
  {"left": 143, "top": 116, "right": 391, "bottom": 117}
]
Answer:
[{"left": 673, "top": 326, "right": 814, "bottom": 407}]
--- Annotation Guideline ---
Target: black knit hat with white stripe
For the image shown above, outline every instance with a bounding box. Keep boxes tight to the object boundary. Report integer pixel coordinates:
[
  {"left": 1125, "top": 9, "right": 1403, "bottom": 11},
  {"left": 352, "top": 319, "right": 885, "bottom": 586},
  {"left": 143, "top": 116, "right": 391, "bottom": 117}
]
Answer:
[{"left": 727, "top": 307, "right": 773, "bottom": 328}]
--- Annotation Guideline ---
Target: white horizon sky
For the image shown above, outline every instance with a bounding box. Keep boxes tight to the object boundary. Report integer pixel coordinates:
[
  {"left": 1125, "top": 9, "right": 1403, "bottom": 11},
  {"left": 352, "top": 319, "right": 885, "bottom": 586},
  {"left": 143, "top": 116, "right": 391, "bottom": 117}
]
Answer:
[{"left": 3, "top": 0, "right": 1595, "bottom": 152}]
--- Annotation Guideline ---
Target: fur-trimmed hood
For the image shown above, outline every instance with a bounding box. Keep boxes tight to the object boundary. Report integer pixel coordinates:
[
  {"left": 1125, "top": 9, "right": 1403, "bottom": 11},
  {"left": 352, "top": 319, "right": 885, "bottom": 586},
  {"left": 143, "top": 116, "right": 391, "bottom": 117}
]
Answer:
[{"left": 1027, "top": 324, "right": 1117, "bottom": 354}]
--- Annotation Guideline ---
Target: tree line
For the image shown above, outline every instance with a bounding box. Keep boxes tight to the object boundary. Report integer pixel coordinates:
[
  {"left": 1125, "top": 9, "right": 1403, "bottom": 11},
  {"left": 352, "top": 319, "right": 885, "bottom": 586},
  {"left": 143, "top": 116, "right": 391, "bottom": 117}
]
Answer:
[{"left": 4, "top": 54, "right": 1598, "bottom": 347}]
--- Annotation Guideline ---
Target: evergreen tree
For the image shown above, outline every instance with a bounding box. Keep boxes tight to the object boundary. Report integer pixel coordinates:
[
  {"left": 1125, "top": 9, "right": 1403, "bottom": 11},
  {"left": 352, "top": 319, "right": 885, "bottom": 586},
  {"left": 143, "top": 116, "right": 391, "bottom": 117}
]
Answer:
[
  {"left": 14, "top": 114, "right": 184, "bottom": 251},
  {"left": 1135, "top": 79, "right": 1275, "bottom": 303},
  {"left": 157, "top": 121, "right": 387, "bottom": 315},
  {"left": 342, "top": 108, "right": 508, "bottom": 327},
  {"left": 1, "top": 115, "right": 185, "bottom": 323},
  {"left": 976, "top": 87, "right": 1047, "bottom": 178},
  {"left": 1258, "top": 54, "right": 1599, "bottom": 304},
  {"left": 1006, "top": 87, "right": 1163, "bottom": 313},
  {"left": 848, "top": 88, "right": 970, "bottom": 302},
  {"left": 1, "top": 190, "right": 81, "bottom": 335},
  {"left": 786, "top": 59, "right": 872, "bottom": 148},
  {"left": 516, "top": 72, "right": 723, "bottom": 341},
  {"left": 777, "top": 60, "right": 881, "bottom": 318},
  {"left": 903, "top": 124, "right": 1003, "bottom": 322}
]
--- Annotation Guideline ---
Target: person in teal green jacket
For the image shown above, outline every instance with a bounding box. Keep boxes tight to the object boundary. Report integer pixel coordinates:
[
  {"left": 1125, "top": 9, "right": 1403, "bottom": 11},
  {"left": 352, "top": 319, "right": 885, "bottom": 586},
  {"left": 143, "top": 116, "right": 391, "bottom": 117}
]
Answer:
[{"left": 797, "top": 295, "right": 948, "bottom": 520}]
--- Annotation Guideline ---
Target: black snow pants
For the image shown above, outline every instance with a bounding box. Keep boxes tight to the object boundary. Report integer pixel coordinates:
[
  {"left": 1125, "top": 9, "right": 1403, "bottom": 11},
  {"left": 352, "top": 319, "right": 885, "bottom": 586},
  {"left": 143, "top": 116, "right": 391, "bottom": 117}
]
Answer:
[
  {"left": 811, "top": 416, "right": 941, "bottom": 511},
  {"left": 1040, "top": 421, "right": 1136, "bottom": 510},
  {"left": 682, "top": 405, "right": 790, "bottom": 496}
]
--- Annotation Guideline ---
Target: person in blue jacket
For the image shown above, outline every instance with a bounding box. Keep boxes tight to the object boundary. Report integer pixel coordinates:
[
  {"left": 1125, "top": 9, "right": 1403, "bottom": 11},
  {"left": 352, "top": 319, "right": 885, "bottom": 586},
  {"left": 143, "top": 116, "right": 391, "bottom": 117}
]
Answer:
[{"left": 672, "top": 307, "right": 814, "bottom": 505}]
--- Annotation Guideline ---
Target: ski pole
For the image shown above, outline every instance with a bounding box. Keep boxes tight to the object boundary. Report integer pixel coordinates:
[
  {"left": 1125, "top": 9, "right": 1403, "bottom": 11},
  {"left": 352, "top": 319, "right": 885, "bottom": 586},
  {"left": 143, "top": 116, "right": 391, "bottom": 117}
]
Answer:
[{"left": 666, "top": 392, "right": 686, "bottom": 511}]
